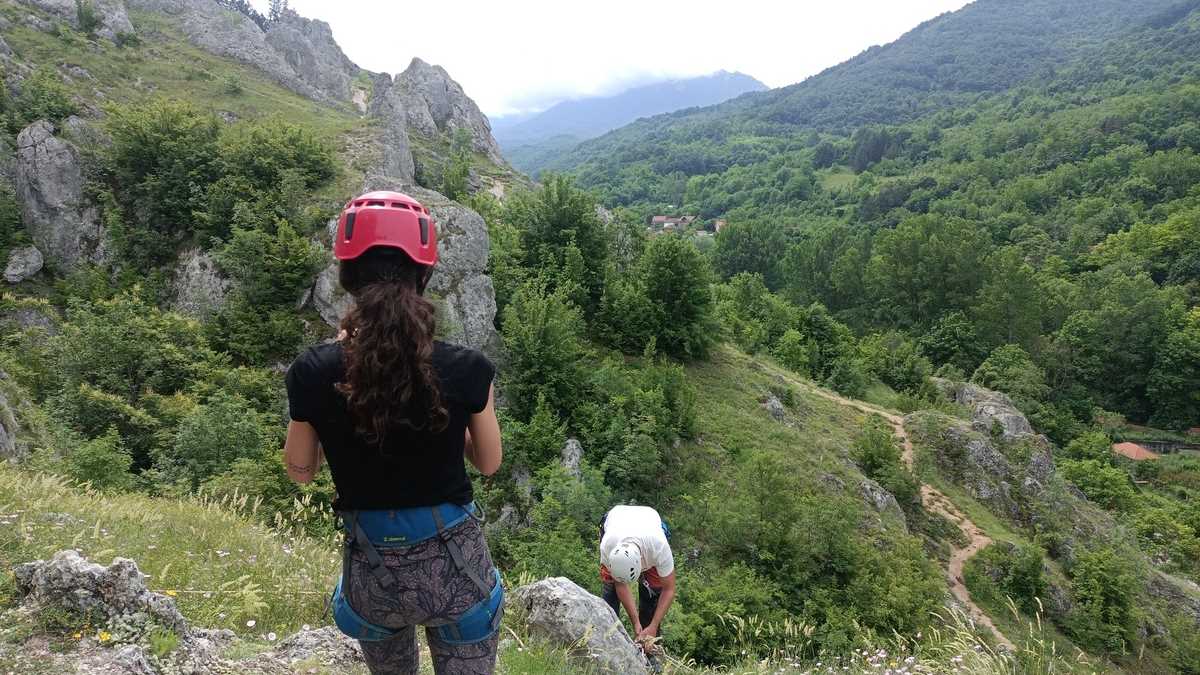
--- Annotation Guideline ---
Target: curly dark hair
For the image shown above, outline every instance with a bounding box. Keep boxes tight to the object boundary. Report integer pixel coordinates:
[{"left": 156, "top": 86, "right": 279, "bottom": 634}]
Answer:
[{"left": 335, "top": 247, "right": 447, "bottom": 446}]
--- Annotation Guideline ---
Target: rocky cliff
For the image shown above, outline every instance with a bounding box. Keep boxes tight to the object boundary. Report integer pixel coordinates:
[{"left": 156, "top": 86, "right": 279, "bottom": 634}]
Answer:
[
  {"left": 13, "top": 120, "right": 108, "bottom": 272},
  {"left": 15, "top": 0, "right": 133, "bottom": 40},
  {"left": 263, "top": 9, "right": 362, "bottom": 104},
  {"left": 396, "top": 58, "right": 507, "bottom": 166}
]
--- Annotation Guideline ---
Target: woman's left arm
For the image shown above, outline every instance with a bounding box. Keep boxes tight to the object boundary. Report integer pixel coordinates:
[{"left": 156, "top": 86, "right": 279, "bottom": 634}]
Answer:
[{"left": 284, "top": 421, "right": 323, "bottom": 483}]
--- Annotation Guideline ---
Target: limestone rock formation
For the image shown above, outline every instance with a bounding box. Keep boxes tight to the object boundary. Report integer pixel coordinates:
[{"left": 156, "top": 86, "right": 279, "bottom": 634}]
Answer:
[
  {"left": 935, "top": 379, "right": 1035, "bottom": 441},
  {"left": 15, "top": 0, "right": 133, "bottom": 40},
  {"left": 264, "top": 10, "right": 360, "bottom": 103},
  {"left": 364, "top": 72, "right": 417, "bottom": 184},
  {"left": 13, "top": 120, "right": 107, "bottom": 272},
  {"left": 561, "top": 438, "right": 583, "bottom": 478},
  {"left": 7, "top": 550, "right": 366, "bottom": 674},
  {"left": 171, "top": 248, "right": 230, "bottom": 320},
  {"left": 860, "top": 477, "right": 906, "bottom": 525},
  {"left": 763, "top": 393, "right": 786, "bottom": 421},
  {"left": 309, "top": 185, "right": 499, "bottom": 355},
  {"left": 124, "top": 0, "right": 323, "bottom": 101},
  {"left": 4, "top": 245, "right": 43, "bottom": 283},
  {"left": 512, "top": 577, "right": 650, "bottom": 675},
  {"left": 396, "top": 58, "right": 506, "bottom": 165},
  {"left": 14, "top": 549, "right": 190, "bottom": 635}
]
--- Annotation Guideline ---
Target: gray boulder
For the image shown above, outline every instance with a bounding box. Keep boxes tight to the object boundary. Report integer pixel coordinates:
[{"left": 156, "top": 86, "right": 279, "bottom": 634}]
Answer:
[
  {"left": 124, "top": 0, "right": 323, "bottom": 102},
  {"left": 171, "top": 248, "right": 230, "bottom": 320},
  {"left": 13, "top": 549, "right": 190, "bottom": 635},
  {"left": 512, "top": 577, "right": 650, "bottom": 675},
  {"left": 395, "top": 58, "right": 506, "bottom": 165},
  {"left": 763, "top": 394, "right": 786, "bottom": 421},
  {"left": 310, "top": 260, "right": 350, "bottom": 329},
  {"left": 310, "top": 185, "right": 498, "bottom": 355},
  {"left": 264, "top": 10, "right": 360, "bottom": 103},
  {"left": 4, "top": 245, "right": 43, "bottom": 283},
  {"left": 364, "top": 72, "right": 416, "bottom": 184},
  {"left": 938, "top": 379, "right": 1035, "bottom": 441},
  {"left": 860, "top": 477, "right": 906, "bottom": 526},
  {"left": 15, "top": 0, "right": 133, "bottom": 40},
  {"left": 13, "top": 120, "right": 108, "bottom": 272}
]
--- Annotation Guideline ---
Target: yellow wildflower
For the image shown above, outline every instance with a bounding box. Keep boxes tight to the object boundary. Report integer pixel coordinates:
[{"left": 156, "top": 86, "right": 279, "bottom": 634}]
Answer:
[
  {"left": 164, "top": 590, "right": 177, "bottom": 597},
  {"left": 97, "top": 630, "right": 112, "bottom": 643}
]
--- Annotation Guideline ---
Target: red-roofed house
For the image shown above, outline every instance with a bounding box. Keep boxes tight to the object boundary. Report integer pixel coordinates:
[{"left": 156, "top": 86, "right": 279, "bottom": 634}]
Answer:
[{"left": 1112, "top": 442, "right": 1160, "bottom": 461}]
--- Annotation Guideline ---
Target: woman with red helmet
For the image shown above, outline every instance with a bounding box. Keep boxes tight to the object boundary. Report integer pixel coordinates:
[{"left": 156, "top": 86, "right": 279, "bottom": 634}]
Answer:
[{"left": 284, "top": 191, "right": 504, "bottom": 674}]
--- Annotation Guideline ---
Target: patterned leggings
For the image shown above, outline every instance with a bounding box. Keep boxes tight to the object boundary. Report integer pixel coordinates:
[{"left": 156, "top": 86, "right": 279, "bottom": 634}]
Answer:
[{"left": 344, "top": 517, "right": 499, "bottom": 675}]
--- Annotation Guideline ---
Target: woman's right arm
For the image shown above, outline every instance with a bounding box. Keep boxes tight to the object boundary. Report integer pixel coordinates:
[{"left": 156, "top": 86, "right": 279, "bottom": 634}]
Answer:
[{"left": 465, "top": 384, "right": 502, "bottom": 475}]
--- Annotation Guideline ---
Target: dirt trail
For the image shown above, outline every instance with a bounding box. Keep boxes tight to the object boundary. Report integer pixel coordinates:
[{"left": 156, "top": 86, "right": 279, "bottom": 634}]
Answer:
[{"left": 763, "top": 363, "right": 1015, "bottom": 650}]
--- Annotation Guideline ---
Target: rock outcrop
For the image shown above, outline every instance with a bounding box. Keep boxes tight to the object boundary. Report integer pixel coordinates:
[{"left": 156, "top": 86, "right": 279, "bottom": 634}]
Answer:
[
  {"left": 170, "top": 248, "right": 230, "bottom": 320},
  {"left": 4, "top": 245, "right": 43, "bottom": 283},
  {"left": 396, "top": 58, "right": 506, "bottom": 165},
  {"left": 364, "top": 72, "right": 417, "bottom": 184},
  {"left": 934, "top": 379, "right": 1036, "bottom": 441},
  {"left": 15, "top": 0, "right": 133, "bottom": 40},
  {"left": 512, "top": 577, "right": 650, "bottom": 675},
  {"left": 13, "top": 120, "right": 107, "bottom": 272},
  {"left": 124, "top": 0, "right": 324, "bottom": 102},
  {"left": 14, "top": 549, "right": 190, "bottom": 635},
  {"left": 7, "top": 550, "right": 365, "bottom": 675},
  {"left": 309, "top": 185, "right": 499, "bottom": 355},
  {"left": 561, "top": 438, "right": 583, "bottom": 478},
  {"left": 264, "top": 10, "right": 361, "bottom": 103},
  {"left": 860, "top": 477, "right": 906, "bottom": 525}
]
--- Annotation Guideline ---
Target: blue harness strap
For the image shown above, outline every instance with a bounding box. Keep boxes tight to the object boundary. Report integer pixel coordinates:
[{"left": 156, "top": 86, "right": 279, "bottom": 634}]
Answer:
[{"left": 330, "top": 502, "right": 503, "bottom": 644}]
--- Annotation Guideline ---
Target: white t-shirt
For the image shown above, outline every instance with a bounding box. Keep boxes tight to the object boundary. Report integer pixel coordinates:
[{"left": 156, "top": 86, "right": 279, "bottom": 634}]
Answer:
[{"left": 600, "top": 505, "right": 674, "bottom": 577}]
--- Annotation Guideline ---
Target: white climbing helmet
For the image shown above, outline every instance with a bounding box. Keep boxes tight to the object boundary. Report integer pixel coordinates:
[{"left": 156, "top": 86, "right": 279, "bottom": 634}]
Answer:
[{"left": 609, "top": 542, "right": 641, "bottom": 583}]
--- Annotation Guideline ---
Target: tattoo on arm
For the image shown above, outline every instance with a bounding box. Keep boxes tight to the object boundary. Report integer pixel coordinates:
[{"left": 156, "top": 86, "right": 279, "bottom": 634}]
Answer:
[{"left": 288, "top": 461, "right": 315, "bottom": 475}]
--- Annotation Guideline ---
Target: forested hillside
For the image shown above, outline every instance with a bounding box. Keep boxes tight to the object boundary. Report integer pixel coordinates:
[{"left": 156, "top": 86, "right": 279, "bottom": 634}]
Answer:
[{"left": 553, "top": 0, "right": 1200, "bottom": 438}]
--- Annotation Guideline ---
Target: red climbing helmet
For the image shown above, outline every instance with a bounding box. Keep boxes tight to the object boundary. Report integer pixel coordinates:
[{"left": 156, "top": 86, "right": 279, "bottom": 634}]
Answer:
[{"left": 333, "top": 191, "right": 437, "bottom": 265}]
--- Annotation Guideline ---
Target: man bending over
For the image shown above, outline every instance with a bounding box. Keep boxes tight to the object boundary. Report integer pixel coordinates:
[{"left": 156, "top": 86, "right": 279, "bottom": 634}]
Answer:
[{"left": 599, "top": 504, "right": 676, "bottom": 654}]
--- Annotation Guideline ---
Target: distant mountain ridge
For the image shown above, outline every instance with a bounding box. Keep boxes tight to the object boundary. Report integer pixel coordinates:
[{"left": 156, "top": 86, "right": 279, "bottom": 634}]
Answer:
[{"left": 493, "top": 71, "right": 766, "bottom": 174}]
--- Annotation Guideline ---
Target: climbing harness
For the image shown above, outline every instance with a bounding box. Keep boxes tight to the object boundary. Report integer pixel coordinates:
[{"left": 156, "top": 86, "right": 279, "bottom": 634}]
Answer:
[{"left": 329, "top": 502, "right": 504, "bottom": 644}]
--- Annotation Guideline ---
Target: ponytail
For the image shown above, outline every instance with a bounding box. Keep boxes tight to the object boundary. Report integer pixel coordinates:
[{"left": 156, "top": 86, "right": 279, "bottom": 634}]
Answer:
[{"left": 335, "top": 249, "right": 447, "bottom": 446}]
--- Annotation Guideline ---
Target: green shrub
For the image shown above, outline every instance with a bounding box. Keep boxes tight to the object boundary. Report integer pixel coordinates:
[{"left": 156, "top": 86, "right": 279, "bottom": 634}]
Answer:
[
  {"left": 160, "top": 391, "right": 270, "bottom": 490},
  {"left": 1066, "top": 547, "right": 1138, "bottom": 654},
  {"left": 500, "top": 280, "right": 587, "bottom": 422},
  {"left": 1058, "top": 459, "right": 1137, "bottom": 511},
  {"left": 1062, "top": 430, "right": 1113, "bottom": 463},
  {"left": 75, "top": 0, "right": 102, "bottom": 36},
  {"left": 220, "top": 74, "right": 244, "bottom": 96},
  {"left": 772, "top": 328, "right": 812, "bottom": 375},
  {"left": 65, "top": 427, "right": 134, "bottom": 492},
  {"left": 0, "top": 185, "right": 25, "bottom": 256},
  {"left": 104, "top": 100, "right": 222, "bottom": 267},
  {"left": 9, "top": 66, "right": 77, "bottom": 131},
  {"left": 964, "top": 542, "right": 1046, "bottom": 614}
]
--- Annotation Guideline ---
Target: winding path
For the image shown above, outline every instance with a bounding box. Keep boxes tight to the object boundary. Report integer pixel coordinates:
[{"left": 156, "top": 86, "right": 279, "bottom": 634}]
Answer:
[{"left": 762, "top": 362, "right": 1015, "bottom": 650}]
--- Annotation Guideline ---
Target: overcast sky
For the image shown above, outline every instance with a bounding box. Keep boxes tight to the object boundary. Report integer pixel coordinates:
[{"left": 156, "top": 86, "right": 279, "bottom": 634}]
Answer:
[{"left": 251, "top": 0, "right": 971, "bottom": 117}]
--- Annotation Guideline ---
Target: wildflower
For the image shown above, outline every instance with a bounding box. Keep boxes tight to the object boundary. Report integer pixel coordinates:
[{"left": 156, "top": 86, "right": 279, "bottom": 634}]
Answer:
[
  {"left": 97, "top": 630, "right": 112, "bottom": 643},
  {"left": 72, "top": 632, "right": 82, "bottom": 640},
  {"left": 164, "top": 590, "right": 177, "bottom": 597},
  {"left": 302, "top": 624, "right": 311, "bottom": 631},
  {"left": 246, "top": 620, "right": 256, "bottom": 628},
  {"left": 267, "top": 632, "right": 277, "bottom": 641}
]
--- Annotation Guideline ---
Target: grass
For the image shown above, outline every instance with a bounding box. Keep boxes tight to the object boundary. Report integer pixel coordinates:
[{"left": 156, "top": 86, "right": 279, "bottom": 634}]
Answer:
[{"left": 0, "top": 469, "right": 338, "bottom": 636}]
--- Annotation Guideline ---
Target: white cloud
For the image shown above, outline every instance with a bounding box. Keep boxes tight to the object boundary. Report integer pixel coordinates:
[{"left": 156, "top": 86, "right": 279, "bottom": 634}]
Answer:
[{"left": 255, "top": 0, "right": 970, "bottom": 116}]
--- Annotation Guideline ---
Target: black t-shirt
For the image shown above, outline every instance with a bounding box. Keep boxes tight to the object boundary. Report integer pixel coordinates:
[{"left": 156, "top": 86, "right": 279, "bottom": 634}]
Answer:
[{"left": 285, "top": 340, "right": 495, "bottom": 510}]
